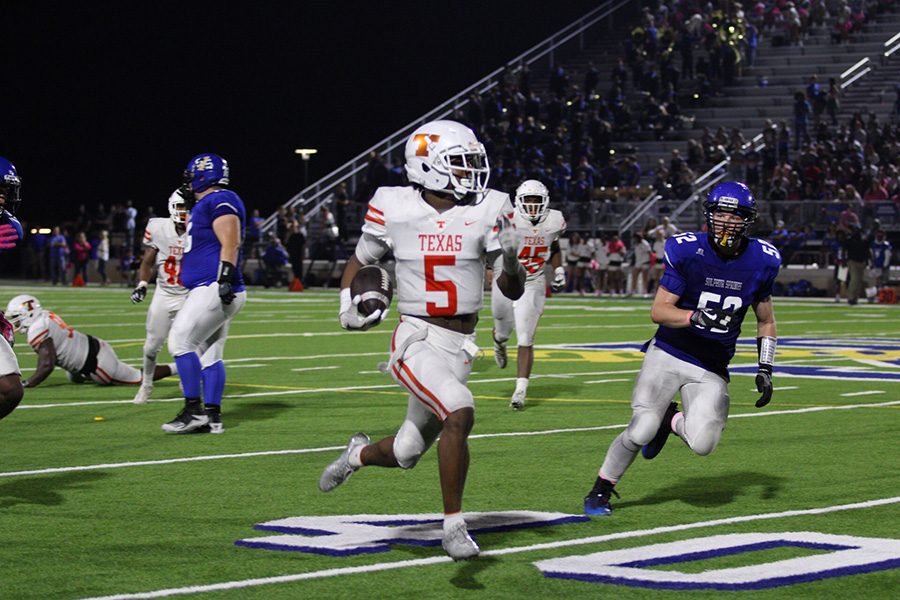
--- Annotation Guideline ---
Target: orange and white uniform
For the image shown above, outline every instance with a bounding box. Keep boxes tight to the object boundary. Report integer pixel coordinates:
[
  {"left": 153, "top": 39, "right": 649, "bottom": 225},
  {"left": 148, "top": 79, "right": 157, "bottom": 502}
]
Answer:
[
  {"left": 26, "top": 311, "right": 141, "bottom": 384},
  {"left": 355, "top": 186, "right": 509, "bottom": 463},
  {"left": 142, "top": 218, "right": 188, "bottom": 355},
  {"left": 491, "top": 209, "right": 566, "bottom": 346}
]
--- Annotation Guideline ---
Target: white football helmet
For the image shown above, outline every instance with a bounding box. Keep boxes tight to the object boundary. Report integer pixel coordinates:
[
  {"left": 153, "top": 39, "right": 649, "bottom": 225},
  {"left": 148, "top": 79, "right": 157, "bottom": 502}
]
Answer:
[
  {"left": 6, "top": 294, "right": 43, "bottom": 332},
  {"left": 168, "top": 188, "right": 188, "bottom": 225},
  {"left": 515, "top": 179, "right": 551, "bottom": 224},
  {"left": 404, "top": 120, "right": 490, "bottom": 200}
]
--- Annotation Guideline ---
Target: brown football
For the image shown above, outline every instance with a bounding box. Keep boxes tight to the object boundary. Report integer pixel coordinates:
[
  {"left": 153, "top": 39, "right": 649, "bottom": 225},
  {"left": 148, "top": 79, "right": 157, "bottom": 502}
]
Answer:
[{"left": 350, "top": 265, "right": 393, "bottom": 317}]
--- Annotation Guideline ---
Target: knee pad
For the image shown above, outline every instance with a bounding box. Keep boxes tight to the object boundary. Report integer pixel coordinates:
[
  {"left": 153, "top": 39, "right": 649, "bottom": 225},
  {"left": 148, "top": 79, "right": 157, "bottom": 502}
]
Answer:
[
  {"left": 687, "top": 422, "right": 724, "bottom": 456},
  {"left": 626, "top": 411, "right": 663, "bottom": 446},
  {"left": 393, "top": 423, "right": 427, "bottom": 470},
  {"left": 143, "top": 338, "right": 163, "bottom": 360}
]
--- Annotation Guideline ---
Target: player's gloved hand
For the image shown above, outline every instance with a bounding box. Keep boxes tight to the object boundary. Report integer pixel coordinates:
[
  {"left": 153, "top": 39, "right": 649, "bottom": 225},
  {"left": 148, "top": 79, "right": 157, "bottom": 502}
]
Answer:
[
  {"left": 755, "top": 366, "right": 773, "bottom": 408},
  {"left": 689, "top": 307, "right": 734, "bottom": 331},
  {"left": 338, "top": 287, "right": 384, "bottom": 331},
  {"left": 0, "top": 223, "right": 19, "bottom": 250},
  {"left": 217, "top": 261, "right": 237, "bottom": 305},
  {"left": 551, "top": 266, "right": 566, "bottom": 292},
  {"left": 496, "top": 212, "right": 519, "bottom": 262},
  {"left": 131, "top": 281, "right": 148, "bottom": 303},
  {"left": 0, "top": 311, "right": 15, "bottom": 347}
]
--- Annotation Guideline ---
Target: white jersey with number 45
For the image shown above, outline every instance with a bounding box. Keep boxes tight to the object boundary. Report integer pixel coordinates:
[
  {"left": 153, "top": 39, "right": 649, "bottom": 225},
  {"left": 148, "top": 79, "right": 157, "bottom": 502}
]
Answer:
[
  {"left": 143, "top": 217, "right": 187, "bottom": 295},
  {"left": 362, "top": 186, "right": 512, "bottom": 316},
  {"left": 511, "top": 209, "right": 566, "bottom": 282}
]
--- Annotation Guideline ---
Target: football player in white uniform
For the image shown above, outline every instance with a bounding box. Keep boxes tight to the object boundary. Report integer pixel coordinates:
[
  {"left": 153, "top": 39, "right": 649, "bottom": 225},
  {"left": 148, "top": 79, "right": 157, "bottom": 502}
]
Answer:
[
  {"left": 319, "top": 120, "right": 525, "bottom": 561},
  {"left": 0, "top": 157, "right": 25, "bottom": 421},
  {"left": 491, "top": 180, "right": 566, "bottom": 409},
  {"left": 130, "top": 189, "right": 189, "bottom": 404},
  {"left": 6, "top": 295, "right": 176, "bottom": 388}
]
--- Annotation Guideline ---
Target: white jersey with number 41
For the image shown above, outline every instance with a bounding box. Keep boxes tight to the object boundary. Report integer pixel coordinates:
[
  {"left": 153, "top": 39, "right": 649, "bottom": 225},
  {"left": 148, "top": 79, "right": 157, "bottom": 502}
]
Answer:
[
  {"left": 361, "top": 186, "right": 512, "bottom": 317},
  {"left": 142, "top": 217, "right": 187, "bottom": 295}
]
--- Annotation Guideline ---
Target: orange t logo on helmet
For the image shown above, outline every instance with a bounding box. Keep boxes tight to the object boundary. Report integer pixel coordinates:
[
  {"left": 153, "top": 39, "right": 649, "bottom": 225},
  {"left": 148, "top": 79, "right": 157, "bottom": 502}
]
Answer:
[{"left": 413, "top": 134, "right": 441, "bottom": 157}]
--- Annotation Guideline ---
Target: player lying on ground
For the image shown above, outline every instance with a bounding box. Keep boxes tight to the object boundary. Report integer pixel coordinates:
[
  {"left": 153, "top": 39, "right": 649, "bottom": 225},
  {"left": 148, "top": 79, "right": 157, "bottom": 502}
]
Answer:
[{"left": 6, "top": 295, "right": 176, "bottom": 388}]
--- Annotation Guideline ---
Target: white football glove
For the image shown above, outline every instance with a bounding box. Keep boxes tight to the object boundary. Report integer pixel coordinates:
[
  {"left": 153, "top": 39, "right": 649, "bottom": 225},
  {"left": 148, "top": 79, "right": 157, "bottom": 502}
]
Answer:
[
  {"left": 339, "top": 287, "right": 387, "bottom": 331},
  {"left": 551, "top": 266, "right": 566, "bottom": 292}
]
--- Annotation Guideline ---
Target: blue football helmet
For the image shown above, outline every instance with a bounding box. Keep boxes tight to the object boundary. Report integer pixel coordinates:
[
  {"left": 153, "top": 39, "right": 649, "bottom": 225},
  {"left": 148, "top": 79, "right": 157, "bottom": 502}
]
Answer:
[
  {"left": 0, "top": 157, "right": 22, "bottom": 214},
  {"left": 704, "top": 181, "right": 757, "bottom": 249},
  {"left": 184, "top": 153, "right": 229, "bottom": 194}
]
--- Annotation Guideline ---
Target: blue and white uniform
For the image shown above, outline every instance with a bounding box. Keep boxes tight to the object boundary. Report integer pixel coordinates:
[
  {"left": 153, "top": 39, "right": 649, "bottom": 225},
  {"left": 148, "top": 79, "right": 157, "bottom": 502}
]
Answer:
[
  {"left": 599, "top": 232, "right": 780, "bottom": 481},
  {"left": 168, "top": 188, "right": 247, "bottom": 410}
]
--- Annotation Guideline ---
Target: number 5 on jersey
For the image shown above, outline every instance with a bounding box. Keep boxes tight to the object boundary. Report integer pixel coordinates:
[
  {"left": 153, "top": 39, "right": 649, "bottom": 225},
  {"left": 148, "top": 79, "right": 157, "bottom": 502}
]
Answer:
[{"left": 424, "top": 255, "right": 457, "bottom": 316}]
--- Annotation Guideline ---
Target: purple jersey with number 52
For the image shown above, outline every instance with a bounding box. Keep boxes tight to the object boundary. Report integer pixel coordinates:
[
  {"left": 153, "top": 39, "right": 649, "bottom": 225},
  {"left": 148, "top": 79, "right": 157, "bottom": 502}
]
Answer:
[{"left": 651, "top": 232, "right": 781, "bottom": 378}]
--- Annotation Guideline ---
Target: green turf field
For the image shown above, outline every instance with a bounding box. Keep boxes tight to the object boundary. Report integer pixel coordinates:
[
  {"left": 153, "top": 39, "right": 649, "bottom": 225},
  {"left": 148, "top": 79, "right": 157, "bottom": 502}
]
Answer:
[{"left": 1, "top": 284, "right": 898, "bottom": 599}]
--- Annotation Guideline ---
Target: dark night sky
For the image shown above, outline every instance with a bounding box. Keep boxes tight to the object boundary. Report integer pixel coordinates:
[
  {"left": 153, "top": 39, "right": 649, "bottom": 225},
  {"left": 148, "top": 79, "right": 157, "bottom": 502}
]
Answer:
[{"left": 3, "top": 1, "right": 601, "bottom": 223}]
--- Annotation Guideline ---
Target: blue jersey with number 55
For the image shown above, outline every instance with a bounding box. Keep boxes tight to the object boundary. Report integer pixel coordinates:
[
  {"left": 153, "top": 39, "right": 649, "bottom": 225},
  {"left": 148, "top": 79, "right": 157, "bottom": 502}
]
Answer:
[
  {"left": 182, "top": 189, "right": 246, "bottom": 291},
  {"left": 652, "top": 232, "right": 781, "bottom": 378}
]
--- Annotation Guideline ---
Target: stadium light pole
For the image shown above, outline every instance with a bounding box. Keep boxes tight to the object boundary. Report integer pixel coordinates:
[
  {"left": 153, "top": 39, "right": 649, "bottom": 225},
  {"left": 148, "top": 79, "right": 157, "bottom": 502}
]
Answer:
[{"left": 294, "top": 148, "right": 318, "bottom": 189}]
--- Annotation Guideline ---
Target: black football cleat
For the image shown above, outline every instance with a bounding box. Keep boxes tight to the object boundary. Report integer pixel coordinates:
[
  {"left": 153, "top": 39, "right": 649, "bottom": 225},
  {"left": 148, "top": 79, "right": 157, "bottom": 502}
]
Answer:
[
  {"left": 642, "top": 402, "right": 678, "bottom": 460},
  {"left": 583, "top": 477, "right": 619, "bottom": 516}
]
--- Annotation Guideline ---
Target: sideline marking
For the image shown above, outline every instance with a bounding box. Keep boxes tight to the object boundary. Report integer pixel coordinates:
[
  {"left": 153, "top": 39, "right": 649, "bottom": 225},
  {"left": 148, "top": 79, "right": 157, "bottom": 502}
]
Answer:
[
  {"left": 80, "top": 496, "right": 900, "bottom": 600},
  {"left": 4, "top": 400, "right": 898, "bottom": 479}
]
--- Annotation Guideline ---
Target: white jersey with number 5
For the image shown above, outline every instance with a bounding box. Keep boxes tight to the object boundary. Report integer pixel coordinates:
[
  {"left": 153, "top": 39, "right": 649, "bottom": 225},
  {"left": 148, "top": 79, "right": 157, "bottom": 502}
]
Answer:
[
  {"left": 143, "top": 218, "right": 187, "bottom": 295},
  {"left": 511, "top": 209, "right": 566, "bottom": 282},
  {"left": 361, "top": 186, "right": 512, "bottom": 316}
]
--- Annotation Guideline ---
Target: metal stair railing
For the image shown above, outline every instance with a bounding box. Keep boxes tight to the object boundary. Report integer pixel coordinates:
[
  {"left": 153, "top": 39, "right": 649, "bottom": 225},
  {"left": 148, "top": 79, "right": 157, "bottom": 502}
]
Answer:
[{"left": 259, "top": 0, "right": 634, "bottom": 237}]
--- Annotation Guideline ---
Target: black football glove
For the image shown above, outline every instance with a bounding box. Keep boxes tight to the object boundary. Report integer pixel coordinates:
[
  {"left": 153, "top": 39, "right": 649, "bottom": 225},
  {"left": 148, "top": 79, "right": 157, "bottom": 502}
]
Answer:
[
  {"left": 217, "top": 261, "right": 236, "bottom": 305},
  {"left": 131, "top": 283, "right": 148, "bottom": 303},
  {"left": 690, "top": 307, "right": 735, "bottom": 331},
  {"left": 755, "top": 365, "right": 773, "bottom": 408}
]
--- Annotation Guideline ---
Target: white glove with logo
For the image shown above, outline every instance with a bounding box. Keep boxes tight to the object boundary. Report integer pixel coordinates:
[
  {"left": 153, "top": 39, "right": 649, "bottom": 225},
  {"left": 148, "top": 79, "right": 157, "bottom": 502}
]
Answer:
[
  {"left": 339, "top": 287, "right": 386, "bottom": 331},
  {"left": 551, "top": 266, "right": 566, "bottom": 292},
  {"left": 496, "top": 212, "right": 520, "bottom": 273}
]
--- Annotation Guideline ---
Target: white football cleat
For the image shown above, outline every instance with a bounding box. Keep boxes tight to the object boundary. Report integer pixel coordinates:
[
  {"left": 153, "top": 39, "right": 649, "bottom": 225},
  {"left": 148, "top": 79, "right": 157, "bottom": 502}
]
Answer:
[
  {"left": 493, "top": 337, "right": 508, "bottom": 369},
  {"left": 133, "top": 385, "right": 153, "bottom": 405},
  {"left": 442, "top": 520, "right": 480, "bottom": 560},
  {"left": 510, "top": 389, "right": 526, "bottom": 410},
  {"left": 319, "top": 432, "right": 369, "bottom": 492}
]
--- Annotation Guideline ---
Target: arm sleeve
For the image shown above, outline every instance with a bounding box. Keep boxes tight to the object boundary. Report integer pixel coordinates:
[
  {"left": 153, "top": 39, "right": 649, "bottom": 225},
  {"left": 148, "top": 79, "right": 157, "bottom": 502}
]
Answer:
[
  {"left": 354, "top": 232, "right": 390, "bottom": 265},
  {"left": 658, "top": 237, "right": 688, "bottom": 296},
  {"left": 211, "top": 199, "right": 241, "bottom": 221}
]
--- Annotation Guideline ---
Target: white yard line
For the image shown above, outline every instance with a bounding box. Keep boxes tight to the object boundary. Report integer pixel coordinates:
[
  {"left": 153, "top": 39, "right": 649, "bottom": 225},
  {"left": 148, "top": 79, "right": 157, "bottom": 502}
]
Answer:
[
  {"left": 4, "top": 400, "right": 897, "bottom": 479},
  {"left": 290, "top": 366, "right": 340, "bottom": 372},
  {"left": 79, "top": 496, "right": 900, "bottom": 600},
  {"left": 840, "top": 390, "right": 886, "bottom": 397},
  {"left": 583, "top": 379, "right": 630, "bottom": 384}
]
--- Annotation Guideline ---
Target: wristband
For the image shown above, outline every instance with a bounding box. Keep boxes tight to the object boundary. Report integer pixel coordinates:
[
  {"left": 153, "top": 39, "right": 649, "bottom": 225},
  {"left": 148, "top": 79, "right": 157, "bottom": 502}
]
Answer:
[
  {"left": 137, "top": 280, "right": 148, "bottom": 289},
  {"left": 757, "top": 336, "right": 776, "bottom": 371},
  {"left": 554, "top": 266, "right": 565, "bottom": 278},
  {"left": 217, "top": 261, "right": 235, "bottom": 283}
]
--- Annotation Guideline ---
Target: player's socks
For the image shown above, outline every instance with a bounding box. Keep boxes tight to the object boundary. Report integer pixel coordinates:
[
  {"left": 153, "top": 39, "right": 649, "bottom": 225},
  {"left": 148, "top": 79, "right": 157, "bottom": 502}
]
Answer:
[
  {"left": 515, "top": 377, "right": 528, "bottom": 394},
  {"left": 671, "top": 410, "right": 685, "bottom": 438},
  {"left": 174, "top": 353, "right": 202, "bottom": 398},
  {"left": 142, "top": 356, "right": 156, "bottom": 384},
  {"left": 201, "top": 361, "right": 226, "bottom": 407}
]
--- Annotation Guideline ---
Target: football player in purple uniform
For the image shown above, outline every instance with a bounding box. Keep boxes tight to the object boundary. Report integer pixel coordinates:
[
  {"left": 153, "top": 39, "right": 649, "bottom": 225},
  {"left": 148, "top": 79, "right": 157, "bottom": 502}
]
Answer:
[
  {"left": 0, "top": 157, "right": 24, "bottom": 420},
  {"left": 583, "top": 181, "right": 781, "bottom": 516},
  {"left": 163, "top": 154, "right": 246, "bottom": 434}
]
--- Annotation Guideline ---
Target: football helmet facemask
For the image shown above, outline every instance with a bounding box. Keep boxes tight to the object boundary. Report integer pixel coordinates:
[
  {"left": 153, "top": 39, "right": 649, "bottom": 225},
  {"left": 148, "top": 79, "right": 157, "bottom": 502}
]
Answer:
[
  {"left": 404, "top": 120, "right": 490, "bottom": 201},
  {"left": 168, "top": 187, "right": 189, "bottom": 225},
  {"left": 515, "top": 179, "right": 551, "bottom": 224},
  {"left": 184, "top": 153, "right": 229, "bottom": 194},
  {"left": 704, "top": 181, "right": 757, "bottom": 249},
  {"left": 0, "top": 157, "right": 22, "bottom": 215},
  {"left": 5, "top": 294, "right": 43, "bottom": 332}
]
